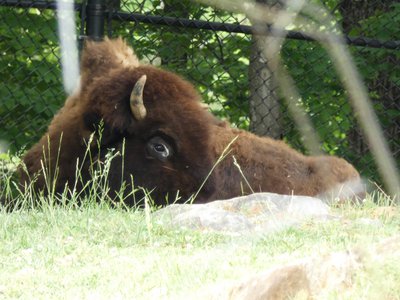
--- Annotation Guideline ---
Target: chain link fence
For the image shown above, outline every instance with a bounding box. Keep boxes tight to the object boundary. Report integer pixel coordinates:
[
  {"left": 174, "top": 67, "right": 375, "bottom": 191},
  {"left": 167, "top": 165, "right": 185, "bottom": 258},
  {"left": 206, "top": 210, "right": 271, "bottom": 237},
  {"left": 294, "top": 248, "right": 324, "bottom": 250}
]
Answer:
[{"left": 0, "top": 0, "right": 399, "bottom": 185}]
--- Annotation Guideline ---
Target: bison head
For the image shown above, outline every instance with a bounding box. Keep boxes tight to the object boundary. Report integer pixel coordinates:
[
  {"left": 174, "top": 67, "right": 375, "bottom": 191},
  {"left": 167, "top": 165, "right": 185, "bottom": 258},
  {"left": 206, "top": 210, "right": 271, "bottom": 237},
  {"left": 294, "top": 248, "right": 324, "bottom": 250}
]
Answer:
[{"left": 21, "top": 38, "right": 217, "bottom": 206}]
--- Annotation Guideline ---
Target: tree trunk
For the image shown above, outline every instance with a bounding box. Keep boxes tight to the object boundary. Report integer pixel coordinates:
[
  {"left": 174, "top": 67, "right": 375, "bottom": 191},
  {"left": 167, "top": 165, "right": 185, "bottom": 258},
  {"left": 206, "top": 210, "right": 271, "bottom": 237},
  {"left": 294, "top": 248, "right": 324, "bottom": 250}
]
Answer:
[{"left": 248, "top": 0, "right": 282, "bottom": 138}]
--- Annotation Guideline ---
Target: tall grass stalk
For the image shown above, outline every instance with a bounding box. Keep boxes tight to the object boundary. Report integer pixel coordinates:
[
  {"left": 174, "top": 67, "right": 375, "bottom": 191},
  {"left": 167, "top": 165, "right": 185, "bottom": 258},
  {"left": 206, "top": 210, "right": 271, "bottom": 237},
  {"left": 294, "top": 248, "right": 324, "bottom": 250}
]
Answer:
[
  {"left": 189, "top": 135, "right": 239, "bottom": 203},
  {"left": 4, "top": 124, "right": 148, "bottom": 211},
  {"left": 41, "top": 133, "right": 62, "bottom": 205},
  {"left": 232, "top": 155, "right": 254, "bottom": 194},
  {"left": 143, "top": 188, "right": 154, "bottom": 244}
]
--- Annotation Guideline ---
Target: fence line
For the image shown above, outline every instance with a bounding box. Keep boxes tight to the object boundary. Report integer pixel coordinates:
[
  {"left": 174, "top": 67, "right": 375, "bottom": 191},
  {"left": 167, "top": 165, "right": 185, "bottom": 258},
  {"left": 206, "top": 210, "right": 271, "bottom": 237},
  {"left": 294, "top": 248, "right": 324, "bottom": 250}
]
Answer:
[{"left": 1, "top": 0, "right": 399, "bottom": 50}]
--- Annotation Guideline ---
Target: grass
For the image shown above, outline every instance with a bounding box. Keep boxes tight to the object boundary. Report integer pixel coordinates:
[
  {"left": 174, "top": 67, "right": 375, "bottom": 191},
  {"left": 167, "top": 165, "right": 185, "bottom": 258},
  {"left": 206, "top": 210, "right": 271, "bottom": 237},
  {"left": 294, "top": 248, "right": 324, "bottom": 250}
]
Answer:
[
  {"left": 0, "top": 192, "right": 399, "bottom": 299},
  {"left": 1, "top": 150, "right": 399, "bottom": 299}
]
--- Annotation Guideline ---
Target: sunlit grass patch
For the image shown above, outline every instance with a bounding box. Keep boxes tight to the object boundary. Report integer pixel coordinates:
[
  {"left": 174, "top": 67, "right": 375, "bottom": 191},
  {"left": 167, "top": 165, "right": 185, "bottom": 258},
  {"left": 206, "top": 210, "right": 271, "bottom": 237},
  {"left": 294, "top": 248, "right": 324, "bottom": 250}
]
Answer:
[{"left": 0, "top": 186, "right": 399, "bottom": 299}]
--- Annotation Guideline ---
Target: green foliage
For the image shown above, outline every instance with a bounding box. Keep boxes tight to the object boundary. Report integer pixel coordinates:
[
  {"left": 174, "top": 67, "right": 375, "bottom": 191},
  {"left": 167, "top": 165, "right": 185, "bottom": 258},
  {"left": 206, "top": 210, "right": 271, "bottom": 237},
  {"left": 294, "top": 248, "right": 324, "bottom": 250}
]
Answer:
[
  {"left": 281, "top": 40, "right": 354, "bottom": 155},
  {"left": 0, "top": 7, "right": 64, "bottom": 151},
  {"left": 280, "top": 2, "right": 400, "bottom": 181},
  {"left": 351, "top": 3, "right": 400, "bottom": 177}
]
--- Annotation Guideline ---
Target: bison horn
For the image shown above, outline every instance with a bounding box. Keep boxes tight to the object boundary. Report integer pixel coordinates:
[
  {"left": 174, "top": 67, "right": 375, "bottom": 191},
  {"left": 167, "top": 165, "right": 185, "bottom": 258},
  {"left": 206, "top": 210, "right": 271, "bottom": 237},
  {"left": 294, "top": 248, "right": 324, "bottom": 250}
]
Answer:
[{"left": 130, "top": 75, "right": 147, "bottom": 120}]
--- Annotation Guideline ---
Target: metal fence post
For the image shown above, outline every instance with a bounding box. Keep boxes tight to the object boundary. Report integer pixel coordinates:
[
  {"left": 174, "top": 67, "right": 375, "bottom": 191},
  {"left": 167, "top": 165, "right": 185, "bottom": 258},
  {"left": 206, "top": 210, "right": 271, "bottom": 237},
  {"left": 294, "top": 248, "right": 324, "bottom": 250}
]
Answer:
[{"left": 85, "top": 0, "right": 105, "bottom": 40}]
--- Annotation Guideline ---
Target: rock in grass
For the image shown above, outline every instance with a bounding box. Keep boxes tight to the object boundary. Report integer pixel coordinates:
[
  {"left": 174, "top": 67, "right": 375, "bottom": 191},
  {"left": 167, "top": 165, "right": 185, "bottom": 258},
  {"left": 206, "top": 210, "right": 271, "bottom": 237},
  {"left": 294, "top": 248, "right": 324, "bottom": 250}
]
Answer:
[
  {"left": 154, "top": 192, "right": 332, "bottom": 234},
  {"left": 191, "top": 236, "right": 400, "bottom": 299}
]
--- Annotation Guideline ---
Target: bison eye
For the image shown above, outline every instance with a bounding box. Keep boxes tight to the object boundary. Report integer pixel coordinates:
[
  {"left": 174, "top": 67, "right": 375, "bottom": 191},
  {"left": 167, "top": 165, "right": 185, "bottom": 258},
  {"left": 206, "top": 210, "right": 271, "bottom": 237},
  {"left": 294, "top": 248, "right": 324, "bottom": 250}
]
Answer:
[{"left": 146, "top": 136, "right": 173, "bottom": 162}]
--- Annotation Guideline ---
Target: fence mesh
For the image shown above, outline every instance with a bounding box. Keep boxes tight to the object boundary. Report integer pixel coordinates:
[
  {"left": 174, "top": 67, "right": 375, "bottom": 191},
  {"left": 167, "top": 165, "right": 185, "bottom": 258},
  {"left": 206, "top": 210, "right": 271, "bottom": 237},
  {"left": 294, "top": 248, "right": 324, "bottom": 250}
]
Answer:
[{"left": 0, "top": 0, "right": 399, "bottom": 185}]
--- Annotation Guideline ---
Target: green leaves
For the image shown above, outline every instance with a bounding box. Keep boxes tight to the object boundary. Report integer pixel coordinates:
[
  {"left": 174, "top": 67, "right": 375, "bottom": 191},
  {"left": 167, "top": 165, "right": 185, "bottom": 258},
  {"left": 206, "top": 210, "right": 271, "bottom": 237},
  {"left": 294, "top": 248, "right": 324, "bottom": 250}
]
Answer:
[{"left": 0, "top": 7, "right": 64, "bottom": 151}]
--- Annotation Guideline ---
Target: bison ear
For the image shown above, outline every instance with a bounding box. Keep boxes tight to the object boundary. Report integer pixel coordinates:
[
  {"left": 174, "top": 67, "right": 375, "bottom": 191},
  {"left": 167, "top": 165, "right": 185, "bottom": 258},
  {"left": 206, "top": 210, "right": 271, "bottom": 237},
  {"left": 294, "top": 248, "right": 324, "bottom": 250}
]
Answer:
[{"left": 80, "top": 37, "right": 139, "bottom": 88}]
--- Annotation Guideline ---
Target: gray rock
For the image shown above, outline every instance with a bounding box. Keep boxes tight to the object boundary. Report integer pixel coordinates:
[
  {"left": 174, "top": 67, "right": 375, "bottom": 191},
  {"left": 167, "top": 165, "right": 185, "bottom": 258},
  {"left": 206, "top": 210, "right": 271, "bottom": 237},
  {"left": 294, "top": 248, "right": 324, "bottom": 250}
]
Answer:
[
  {"left": 154, "top": 192, "right": 332, "bottom": 234},
  {"left": 188, "top": 236, "right": 400, "bottom": 300}
]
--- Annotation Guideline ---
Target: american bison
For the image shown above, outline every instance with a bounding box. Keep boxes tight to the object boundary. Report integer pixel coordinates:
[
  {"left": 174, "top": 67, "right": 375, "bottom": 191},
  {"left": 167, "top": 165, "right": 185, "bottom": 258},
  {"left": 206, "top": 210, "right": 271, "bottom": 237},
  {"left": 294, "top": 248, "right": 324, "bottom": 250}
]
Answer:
[{"left": 19, "top": 38, "right": 363, "bottom": 206}]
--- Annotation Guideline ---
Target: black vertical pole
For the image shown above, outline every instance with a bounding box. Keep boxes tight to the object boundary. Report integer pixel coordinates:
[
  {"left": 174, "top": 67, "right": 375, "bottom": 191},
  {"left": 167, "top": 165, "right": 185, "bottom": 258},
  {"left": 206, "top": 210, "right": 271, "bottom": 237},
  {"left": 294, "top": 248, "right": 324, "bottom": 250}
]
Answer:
[{"left": 85, "top": 0, "right": 105, "bottom": 40}]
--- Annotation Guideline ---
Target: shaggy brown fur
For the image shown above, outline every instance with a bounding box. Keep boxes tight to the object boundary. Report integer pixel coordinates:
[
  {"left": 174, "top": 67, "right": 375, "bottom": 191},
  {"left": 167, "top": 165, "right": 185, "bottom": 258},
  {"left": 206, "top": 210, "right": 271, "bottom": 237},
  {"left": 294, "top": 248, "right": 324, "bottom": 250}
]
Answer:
[
  {"left": 210, "top": 125, "right": 362, "bottom": 200},
  {"left": 20, "top": 38, "right": 363, "bottom": 205}
]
